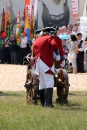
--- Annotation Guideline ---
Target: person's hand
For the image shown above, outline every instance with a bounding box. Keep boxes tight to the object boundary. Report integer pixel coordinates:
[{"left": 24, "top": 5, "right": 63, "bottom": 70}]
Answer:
[{"left": 28, "top": 59, "right": 35, "bottom": 66}]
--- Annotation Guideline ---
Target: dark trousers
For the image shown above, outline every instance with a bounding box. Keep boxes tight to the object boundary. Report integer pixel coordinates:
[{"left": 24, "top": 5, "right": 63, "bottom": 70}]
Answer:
[
  {"left": 0, "top": 48, "right": 2, "bottom": 62},
  {"left": 76, "top": 52, "right": 84, "bottom": 73},
  {"left": 20, "top": 47, "right": 27, "bottom": 65},
  {"left": 11, "top": 52, "right": 18, "bottom": 64},
  {"left": 3, "top": 47, "right": 11, "bottom": 64}
]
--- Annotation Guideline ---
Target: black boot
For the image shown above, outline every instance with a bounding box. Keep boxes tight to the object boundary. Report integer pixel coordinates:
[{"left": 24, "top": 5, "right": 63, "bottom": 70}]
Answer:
[
  {"left": 45, "top": 88, "right": 54, "bottom": 107},
  {"left": 39, "top": 89, "right": 45, "bottom": 107}
]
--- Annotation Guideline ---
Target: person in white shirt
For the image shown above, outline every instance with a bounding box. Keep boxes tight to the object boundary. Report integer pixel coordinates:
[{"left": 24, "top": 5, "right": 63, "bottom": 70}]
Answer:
[
  {"left": 57, "top": 27, "right": 63, "bottom": 36},
  {"left": 76, "top": 33, "right": 84, "bottom": 73},
  {"left": 20, "top": 33, "right": 28, "bottom": 65},
  {"left": 62, "top": 26, "right": 67, "bottom": 35},
  {"left": 72, "top": 26, "right": 79, "bottom": 35},
  {"left": 67, "top": 28, "right": 73, "bottom": 35},
  {"left": 68, "top": 35, "right": 78, "bottom": 74}
]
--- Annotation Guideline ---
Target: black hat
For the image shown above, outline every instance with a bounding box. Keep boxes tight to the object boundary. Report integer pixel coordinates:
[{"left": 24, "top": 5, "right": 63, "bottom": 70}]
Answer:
[
  {"left": 77, "top": 33, "right": 82, "bottom": 36},
  {"left": 50, "top": 26, "right": 58, "bottom": 34},
  {"left": 52, "top": 26, "right": 59, "bottom": 31},
  {"left": 35, "top": 29, "right": 42, "bottom": 34},
  {"left": 42, "top": 27, "right": 51, "bottom": 33},
  {"left": 35, "top": 27, "right": 51, "bottom": 34}
]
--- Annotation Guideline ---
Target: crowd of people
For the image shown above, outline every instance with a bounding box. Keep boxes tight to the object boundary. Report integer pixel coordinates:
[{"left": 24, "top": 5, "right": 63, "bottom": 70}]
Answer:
[
  {"left": 57, "top": 21, "right": 87, "bottom": 74},
  {"left": 0, "top": 32, "right": 31, "bottom": 65},
  {"left": 0, "top": 21, "right": 87, "bottom": 74}
]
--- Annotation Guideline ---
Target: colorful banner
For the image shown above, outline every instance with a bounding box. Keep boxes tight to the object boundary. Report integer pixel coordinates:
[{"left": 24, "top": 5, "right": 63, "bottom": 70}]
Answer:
[
  {"left": 25, "top": 6, "right": 30, "bottom": 42},
  {"left": 72, "top": 0, "right": 78, "bottom": 21},
  {"left": 1, "top": 8, "right": 5, "bottom": 33},
  {"left": 30, "top": 4, "right": 34, "bottom": 38},
  {"left": 31, "top": 0, "right": 38, "bottom": 36},
  {"left": 25, "top": 0, "right": 31, "bottom": 19},
  {"left": 33, "top": 0, "right": 38, "bottom": 20},
  {"left": 5, "top": 5, "right": 11, "bottom": 39},
  {"left": 16, "top": 10, "right": 21, "bottom": 46}
]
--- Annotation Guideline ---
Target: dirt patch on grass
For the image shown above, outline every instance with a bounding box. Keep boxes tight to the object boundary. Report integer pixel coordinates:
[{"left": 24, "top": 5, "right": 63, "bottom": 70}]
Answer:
[{"left": 0, "top": 64, "right": 87, "bottom": 92}]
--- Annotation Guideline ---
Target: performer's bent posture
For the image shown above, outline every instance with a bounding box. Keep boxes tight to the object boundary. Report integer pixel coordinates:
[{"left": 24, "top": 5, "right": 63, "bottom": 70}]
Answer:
[{"left": 33, "top": 29, "right": 59, "bottom": 107}]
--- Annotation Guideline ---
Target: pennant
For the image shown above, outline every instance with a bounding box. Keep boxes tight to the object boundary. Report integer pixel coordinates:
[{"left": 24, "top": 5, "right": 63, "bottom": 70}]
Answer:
[
  {"left": 5, "top": 5, "right": 11, "bottom": 39},
  {"left": 72, "top": 0, "right": 78, "bottom": 21},
  {"left": 1, "top": 8, "right": 5, "bottom": 33},
  {"left": 16, "top": 10, "right": 21, "bottom": 46},
  {"left": 30, "top": 4, "right": 34, "bottom": 39},
  {"left": 33, "top": 0, "right": 38, "bottom": 35},
  {"left": 0, "top": 38, "right": 3, "bottom": 46},
  {"left": 25, "top": 0, "right": 30, "bottom": 5},
  {"left": 25, "top": 6, "right": 30, "bottom": 42},
  {"left": 33, "top": 0, "right": 38, "bottom": 20}
]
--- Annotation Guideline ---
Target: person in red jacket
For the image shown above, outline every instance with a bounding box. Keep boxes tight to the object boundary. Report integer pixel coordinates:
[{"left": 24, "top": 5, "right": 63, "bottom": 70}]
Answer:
[{"left": 33, "top": 27, "right": 58, "bottom": 107}]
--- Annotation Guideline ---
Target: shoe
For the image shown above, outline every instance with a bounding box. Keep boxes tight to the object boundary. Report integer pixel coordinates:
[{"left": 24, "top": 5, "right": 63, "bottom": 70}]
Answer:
[
  {"left": 39, "top": 89, "right": 45, "bottom": 107},
  {"left": 45, "top": 104, "right": 54, "bottom": 108},
  {"left": 45, "top": 88, "right": 54, "bottom": 107}
]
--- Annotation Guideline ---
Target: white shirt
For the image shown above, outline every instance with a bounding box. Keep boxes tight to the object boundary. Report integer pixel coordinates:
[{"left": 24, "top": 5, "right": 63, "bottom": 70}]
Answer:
[
  {"left": 20, "top": 37, "right": 27, "bottom": 48},
  {"left": 4, "top": 38, "right": 10, "bottom": 47},
  {"left": 82, "top": 42, "right": 87, "bottom": 52}
]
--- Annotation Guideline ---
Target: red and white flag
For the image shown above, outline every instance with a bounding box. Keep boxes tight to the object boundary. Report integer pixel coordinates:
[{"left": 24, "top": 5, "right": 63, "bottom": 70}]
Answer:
[{"left": 72, "top": 0, "right": 78, "bottom": 21}]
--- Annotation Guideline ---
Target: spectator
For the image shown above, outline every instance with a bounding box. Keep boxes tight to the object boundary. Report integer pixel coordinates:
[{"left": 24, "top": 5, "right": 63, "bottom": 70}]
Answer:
[
  {"left": 3, "top": 36, "right": 11, "bottom": 64},
  {"left": 73, "top": 26, "right": 79, "bottom": 35},
  {"left": 67, "top": 28, "right": 73, "bottom": 35},
  {"left": 62, "top": 26, "right": 67, "bottom": 35},
  {"left": 68, "top": 35, "right": 78, "bottom": 74},
  {"left": 67, "top": 24, "right": 73, "bottom": 30},
  {"left": 57, "top": 27, "right": 63, "bottom": 36},
  {"left": 10, "top": 35, "right": 18, "bottom": 64},
  {"left": 20, "top": 32, "right": 27, "bottom": 65},
  {"left": 63, "top": 44, "right": 69, "bottom": 60},
  {"left": 62, "top": 39, "right": 68, "bottom": 49},
  {"left": 76, "top": 33, "right": 84, "bottom": 73}
]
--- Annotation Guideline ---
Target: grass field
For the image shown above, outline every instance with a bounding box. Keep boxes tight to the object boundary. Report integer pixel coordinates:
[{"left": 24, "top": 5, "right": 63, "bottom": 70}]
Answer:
[{"left": 0, "top": 91, "right": 87, "bottom": 130}]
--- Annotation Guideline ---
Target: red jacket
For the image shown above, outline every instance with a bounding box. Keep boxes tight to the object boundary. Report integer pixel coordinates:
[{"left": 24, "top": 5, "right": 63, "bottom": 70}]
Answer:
[{"left": 33, "top": 35, "right": 58, "bottom": 68}]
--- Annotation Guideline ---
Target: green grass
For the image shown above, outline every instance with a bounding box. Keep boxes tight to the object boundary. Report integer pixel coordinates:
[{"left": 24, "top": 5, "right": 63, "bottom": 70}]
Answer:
[{"left": 0, "top": 91, "right": 87, "bottom": 130}]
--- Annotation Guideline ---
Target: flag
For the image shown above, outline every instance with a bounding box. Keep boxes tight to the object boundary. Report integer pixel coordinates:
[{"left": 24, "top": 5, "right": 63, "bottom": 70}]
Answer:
[
  {"left": 72, "top": 0, "right": 78, "bottom": 21},
  {"left": 1, "top": 8, "right": 5, "bottom": 33},
  {"left": 25, "top": 6, "right": 30, "bottom": 42},
  {"left": 24, "top": 0, "right": 31, "bottom": 42},
  {"left": 30, "top": 4, "right": 34, "bottom": 39},
  {"left": 1, "top": 8, "right": 7, "bottom": 38},
  {"left": 33, "top": 0, "right": 38, "bottom": 35},
  {"left": 33, "top": 0, "right": 38, "bottom": 20},
  {"left": 33, "top": 10, "right": 38, "bottom": 35},
  {"left": 5, "top": 5, "right": 11, "bottom": 39},
  {"left": 0, "top": 38, "right": 3, "bottom": 46},
  {"left": 25, "top": 0, "right": 30, "bottom": 5},
  {"left": 16, "top": 9, "right": 21, "bottom": 46}
]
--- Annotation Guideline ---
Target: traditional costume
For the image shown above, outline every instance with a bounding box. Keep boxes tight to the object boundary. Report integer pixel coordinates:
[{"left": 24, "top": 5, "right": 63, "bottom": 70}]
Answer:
[{"left": 33, "top": 27, "right": 59, "bottom": 107}]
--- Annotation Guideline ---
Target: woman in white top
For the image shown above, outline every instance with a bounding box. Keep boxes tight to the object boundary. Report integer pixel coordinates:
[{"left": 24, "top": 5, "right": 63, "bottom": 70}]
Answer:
[
  {"left": 20, "top": 33, "right": 28, "bottom": 65},
  {"left": 68, "top": 35, "right": 78, "bottom": 74}
]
